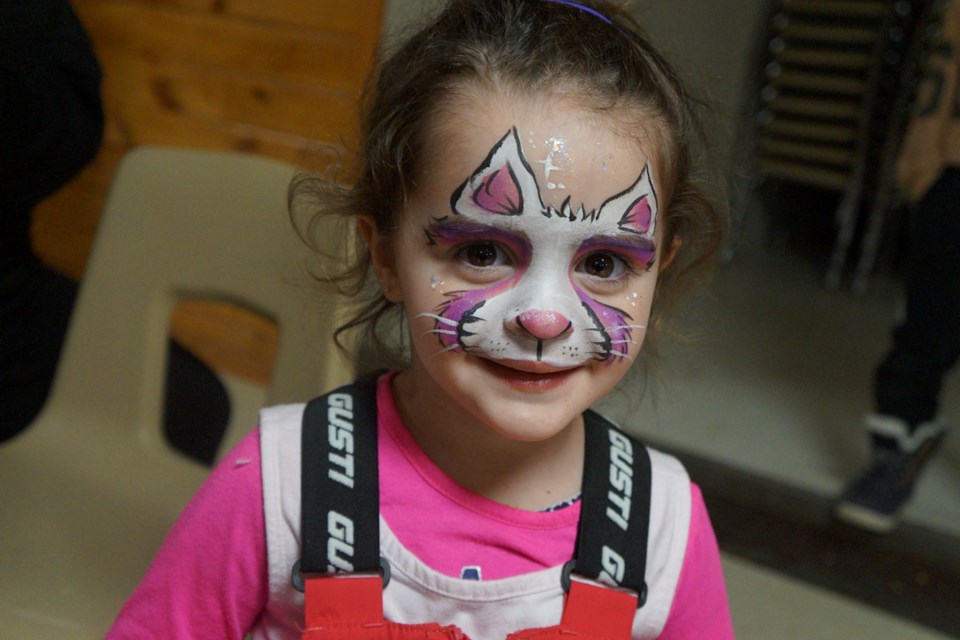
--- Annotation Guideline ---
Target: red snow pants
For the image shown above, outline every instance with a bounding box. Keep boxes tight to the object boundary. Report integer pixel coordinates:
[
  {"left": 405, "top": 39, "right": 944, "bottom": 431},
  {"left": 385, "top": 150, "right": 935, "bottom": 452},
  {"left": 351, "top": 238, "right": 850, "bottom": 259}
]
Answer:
[{"left": 300, "top": 575, "right": 637, "bottom": 640}]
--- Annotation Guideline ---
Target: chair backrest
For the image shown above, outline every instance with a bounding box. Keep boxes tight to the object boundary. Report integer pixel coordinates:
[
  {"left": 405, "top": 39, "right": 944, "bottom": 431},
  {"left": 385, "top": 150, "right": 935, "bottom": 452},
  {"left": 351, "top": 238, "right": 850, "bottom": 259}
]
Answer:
[
  {"left": 0, "top": 146, "right": 350, "bottom": 636},
  {"left": 59, "top": 146, "right": 348, "bottom": 438}
]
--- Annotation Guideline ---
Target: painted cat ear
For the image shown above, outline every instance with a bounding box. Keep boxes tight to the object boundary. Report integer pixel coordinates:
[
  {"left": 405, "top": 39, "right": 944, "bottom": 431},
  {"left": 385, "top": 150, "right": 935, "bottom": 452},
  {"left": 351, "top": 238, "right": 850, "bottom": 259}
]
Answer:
[
  {"left": 473, "top": 164, "right": 522, "bottom": 215},
  {"left": 598, "top": 164, "right": 659, "bottom": 239},
  {"left": 451, "top": 128, "right": 542, "bottom": 217},
  {"left": 620, "top": 194, "right": 654, "bottom": 236}
]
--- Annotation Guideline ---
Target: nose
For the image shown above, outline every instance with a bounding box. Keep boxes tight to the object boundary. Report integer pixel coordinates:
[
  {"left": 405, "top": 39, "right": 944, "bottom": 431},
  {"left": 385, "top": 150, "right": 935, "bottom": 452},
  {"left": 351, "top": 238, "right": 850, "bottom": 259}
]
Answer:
[{"left": 510, "top": 309, "right": 573, "bottom": 341}]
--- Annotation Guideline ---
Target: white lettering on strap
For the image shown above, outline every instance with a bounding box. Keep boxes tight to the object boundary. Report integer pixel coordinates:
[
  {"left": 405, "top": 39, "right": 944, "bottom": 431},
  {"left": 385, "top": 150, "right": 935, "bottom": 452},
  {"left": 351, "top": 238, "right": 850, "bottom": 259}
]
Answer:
[
  {"left": 327, "top": 511, "right": 355, "bottom": 572},
  {"left": 606, "top": 430, "right": 633, "bottom": 531},
  {"left": 327, "top": 393, "right": 355, "bottom": 488},
  {"left": 599, "top": 545, "right": 626, "bottom": 586}
]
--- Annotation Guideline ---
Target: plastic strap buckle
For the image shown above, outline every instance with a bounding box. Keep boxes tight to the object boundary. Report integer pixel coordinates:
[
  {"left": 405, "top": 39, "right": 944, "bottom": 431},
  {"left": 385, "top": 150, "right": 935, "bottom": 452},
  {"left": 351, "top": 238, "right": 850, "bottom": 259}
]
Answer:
[
  {"left": 560, "top": 559, "right": 647, "bottom": 608},
  {"left": 291, "top": 556, "right": 392, "bottom": 593}
]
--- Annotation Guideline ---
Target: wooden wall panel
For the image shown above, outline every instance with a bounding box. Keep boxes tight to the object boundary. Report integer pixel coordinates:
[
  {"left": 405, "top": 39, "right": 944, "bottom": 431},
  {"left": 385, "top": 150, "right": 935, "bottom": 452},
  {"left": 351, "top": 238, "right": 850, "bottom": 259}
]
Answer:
[
  {"left": 149, "top": 0, "right": 384, "bottom": 34},
  {"left": 83, "top": 3, "right": 370, "bottom": 92},
  {"left": 31, "top": 0, "right": 383, "bottom": 383}
]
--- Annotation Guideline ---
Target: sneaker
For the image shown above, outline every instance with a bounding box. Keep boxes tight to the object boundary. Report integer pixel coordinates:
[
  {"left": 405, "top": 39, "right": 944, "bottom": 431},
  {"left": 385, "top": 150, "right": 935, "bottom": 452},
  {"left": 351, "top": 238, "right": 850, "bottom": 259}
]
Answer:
[{"left": 835, "top": 414, "right": 946, "bottom": 533}]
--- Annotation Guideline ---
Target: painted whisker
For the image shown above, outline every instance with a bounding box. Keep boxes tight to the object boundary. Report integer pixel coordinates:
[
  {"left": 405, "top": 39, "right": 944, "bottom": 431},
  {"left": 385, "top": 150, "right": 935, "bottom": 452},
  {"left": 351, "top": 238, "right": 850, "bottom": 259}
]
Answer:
[
  {"left": 428, "top": 343, "right": 463, "bottom": 359},
  {"left": 421, "top": 329, "right": 458, "bottom": 338},
  {"left": 415, "top": 313, "right": 460, "bottom": 327}
]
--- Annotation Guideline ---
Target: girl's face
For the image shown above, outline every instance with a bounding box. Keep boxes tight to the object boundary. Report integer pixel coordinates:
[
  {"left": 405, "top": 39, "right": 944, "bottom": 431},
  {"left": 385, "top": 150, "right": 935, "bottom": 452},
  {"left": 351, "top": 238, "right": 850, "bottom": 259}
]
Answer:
[{"left": 367, "top": 89, "right": 666, "bottom": 442}]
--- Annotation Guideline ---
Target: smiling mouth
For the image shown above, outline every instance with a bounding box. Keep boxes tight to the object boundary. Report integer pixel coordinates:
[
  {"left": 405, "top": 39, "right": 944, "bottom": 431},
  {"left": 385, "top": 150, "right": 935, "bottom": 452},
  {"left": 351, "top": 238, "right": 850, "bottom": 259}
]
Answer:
[{"left": 478, "top": 358, "right": 578, "bottom": 391}]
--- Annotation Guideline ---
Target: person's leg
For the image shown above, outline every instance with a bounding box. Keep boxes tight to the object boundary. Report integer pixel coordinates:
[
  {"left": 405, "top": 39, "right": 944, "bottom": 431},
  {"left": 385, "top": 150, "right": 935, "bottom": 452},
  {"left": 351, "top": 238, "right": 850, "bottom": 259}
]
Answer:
[
  {"left": 875, "top": 167, "right": 960, "bottom": 424},
  {"left": 836, "top": 167, "right": 960, "bottom": 532},
  {"left": 0, "top": 256, "right": 77, "bottom": 441},
  {"left": 163, "top": 341, "right": 232, "bottom": 466}
]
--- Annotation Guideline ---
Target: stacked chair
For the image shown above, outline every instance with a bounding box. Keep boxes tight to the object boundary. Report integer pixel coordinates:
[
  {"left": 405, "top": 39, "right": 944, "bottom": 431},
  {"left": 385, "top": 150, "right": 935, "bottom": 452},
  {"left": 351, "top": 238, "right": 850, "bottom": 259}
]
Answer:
[{"left": 732, "top": 0, "right": 946, "bottom": 291}]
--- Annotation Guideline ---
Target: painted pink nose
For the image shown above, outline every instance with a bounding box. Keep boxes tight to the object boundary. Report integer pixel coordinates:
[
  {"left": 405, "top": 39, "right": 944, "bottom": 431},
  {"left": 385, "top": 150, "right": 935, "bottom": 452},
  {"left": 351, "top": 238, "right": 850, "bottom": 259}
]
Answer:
[{"left": 514, "top": 309, "right": 572, "bottom": 341}]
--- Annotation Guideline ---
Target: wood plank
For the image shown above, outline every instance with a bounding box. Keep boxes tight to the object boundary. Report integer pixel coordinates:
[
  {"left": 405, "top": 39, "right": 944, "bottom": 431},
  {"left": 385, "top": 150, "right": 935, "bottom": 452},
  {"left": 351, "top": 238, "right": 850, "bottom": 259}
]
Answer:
[
  {"left": 169, "top": 300, "right": 280, "bottom": 386},
  {"left": 110, "top": 101, "right": 344, "bottom": 168},
  {"left": 74, "top": 0, "right": 374, "bottom": 92},
  {"left": 99, "top": 55, "right": 360, "bottom": 147},
  {"left": 32, "top": 144, "right": 126, "bottom": 279},
  {"left": 142, "top": 0, "right": 384, "bottom": 36}
]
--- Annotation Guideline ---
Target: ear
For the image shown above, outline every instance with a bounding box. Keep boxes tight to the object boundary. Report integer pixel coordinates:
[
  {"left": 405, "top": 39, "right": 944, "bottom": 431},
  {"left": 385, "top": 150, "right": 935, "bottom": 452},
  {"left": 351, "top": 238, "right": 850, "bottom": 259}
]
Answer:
[
  {"left": 357, "top": 216, "right": 403, "bottom": 302},
  {"left": 658, "top": 235, "right": 682, "bottom": 271}
]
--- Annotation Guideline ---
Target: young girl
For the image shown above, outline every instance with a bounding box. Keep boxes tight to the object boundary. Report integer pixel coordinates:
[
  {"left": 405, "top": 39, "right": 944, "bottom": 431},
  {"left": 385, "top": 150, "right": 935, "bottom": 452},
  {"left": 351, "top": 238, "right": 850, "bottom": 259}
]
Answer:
[{"left": 108, "top": 1, "right": 733, "bottom": 638}]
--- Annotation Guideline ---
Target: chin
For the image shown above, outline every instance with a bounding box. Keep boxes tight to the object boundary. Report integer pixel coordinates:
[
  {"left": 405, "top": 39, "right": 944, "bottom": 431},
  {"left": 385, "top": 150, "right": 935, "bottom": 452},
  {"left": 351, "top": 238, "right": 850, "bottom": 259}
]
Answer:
[
  {"left": 458, "top": 360, "right": 591, "bottom": 441},
  {"left": 478, "top": 404, "right": 580, "bottom": 442}
]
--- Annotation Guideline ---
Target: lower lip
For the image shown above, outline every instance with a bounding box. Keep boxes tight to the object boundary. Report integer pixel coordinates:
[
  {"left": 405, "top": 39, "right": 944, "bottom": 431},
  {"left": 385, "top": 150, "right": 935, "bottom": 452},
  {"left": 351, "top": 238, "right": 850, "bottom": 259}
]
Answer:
[{"left": 479, "top": 359, "right": 576, "bottom": 392}]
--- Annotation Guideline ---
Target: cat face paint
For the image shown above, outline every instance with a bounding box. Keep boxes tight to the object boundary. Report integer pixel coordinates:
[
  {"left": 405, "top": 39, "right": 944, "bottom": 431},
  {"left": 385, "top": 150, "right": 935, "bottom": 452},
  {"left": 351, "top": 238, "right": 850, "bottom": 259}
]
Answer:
[{"left": 416, "top": 127, "right": 658, "bottom": 366}]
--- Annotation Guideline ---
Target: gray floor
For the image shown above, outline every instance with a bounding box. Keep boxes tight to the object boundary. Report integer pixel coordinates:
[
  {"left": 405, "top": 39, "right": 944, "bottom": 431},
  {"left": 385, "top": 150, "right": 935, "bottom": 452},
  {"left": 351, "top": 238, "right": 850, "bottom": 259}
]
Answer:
[
  {"left": 597, "top": 242, "right": 959, "bottom": 639},
  {"left": 722, "top": 555, "right": 952, "bottom": 639}
]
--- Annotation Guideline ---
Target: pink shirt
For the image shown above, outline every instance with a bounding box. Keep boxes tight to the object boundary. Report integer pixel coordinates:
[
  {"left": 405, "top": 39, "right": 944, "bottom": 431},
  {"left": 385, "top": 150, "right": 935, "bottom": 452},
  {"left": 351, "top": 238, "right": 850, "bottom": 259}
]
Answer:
[
  {"left": 378, "top": 375, "right": 580, "bottom": 581},
  {"left": 108, "top": 381, "right": 732, "bottom": 638}
]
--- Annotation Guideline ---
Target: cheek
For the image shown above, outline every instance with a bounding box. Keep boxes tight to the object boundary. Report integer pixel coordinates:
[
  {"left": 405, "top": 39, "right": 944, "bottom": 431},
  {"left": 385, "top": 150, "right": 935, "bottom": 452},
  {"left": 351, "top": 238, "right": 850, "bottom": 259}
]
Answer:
[
  {"left": 430, "top": 276, "right": 519, "bottom": 341},
  {"left": 576, "top": 277, "right": 658, "bottom": 356},
  {"left": 577, "top": 289, "right": 633, "bottom": 347}
]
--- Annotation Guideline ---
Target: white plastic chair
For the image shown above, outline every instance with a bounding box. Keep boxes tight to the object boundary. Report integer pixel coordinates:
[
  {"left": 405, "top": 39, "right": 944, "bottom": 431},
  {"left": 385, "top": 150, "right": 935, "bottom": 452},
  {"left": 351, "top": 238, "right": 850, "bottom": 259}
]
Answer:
[{"left": 0, "top": 146, "right": 349, "bottom": 637}]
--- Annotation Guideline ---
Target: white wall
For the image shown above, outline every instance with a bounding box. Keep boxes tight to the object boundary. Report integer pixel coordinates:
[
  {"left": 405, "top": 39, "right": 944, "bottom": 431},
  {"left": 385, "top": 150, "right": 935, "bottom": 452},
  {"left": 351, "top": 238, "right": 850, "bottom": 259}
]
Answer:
[{"left": 632, "top": 1, "right": 765, "bottom": 159}]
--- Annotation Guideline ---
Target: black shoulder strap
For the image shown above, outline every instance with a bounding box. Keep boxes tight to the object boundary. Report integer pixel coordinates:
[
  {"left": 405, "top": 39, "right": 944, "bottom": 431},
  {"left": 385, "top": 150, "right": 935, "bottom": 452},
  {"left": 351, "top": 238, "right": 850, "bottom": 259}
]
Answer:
[
  {"left": 571, "top": 410, "right": 652, "bottom": 606},
  {"left": 293, "top": 382, "right": 651, "bottom": 605},
  {"left": 295, "top": 380, "right": 381, "bottom": 588}
]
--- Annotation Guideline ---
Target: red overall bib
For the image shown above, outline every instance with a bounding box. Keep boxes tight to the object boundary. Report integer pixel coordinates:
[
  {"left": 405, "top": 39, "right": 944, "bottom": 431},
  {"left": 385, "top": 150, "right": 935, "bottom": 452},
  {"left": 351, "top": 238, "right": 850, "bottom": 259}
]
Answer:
[
  {"left": 295, "top": 382, "right": 649, "bottom": 640},
  {"left": 299, "top": 575, "right": 637, "bottom": 639}
]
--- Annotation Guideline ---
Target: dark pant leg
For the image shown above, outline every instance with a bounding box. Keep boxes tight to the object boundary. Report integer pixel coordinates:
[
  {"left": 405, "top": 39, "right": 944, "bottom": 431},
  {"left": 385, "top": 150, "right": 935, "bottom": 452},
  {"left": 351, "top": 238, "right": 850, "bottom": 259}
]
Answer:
[
  {"left": 875, "top": 167, "right": 960, "bottom": 426},
  {"left": 0, "top": 257, "right": 76, "bottom": 440},
  {"left": 163, "top": 341, "right": 231, "bottom": 466}
]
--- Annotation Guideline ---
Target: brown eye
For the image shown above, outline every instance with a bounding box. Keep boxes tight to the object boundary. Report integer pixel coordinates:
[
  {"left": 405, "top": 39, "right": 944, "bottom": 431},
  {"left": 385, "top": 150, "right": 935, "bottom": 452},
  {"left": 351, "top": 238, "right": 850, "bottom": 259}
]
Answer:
[
  {"left": 583, "top": 253, "right": 617, "bottom": 278},
  {"left": 461, "top": 243, "right": 504, "bottom": 268}
]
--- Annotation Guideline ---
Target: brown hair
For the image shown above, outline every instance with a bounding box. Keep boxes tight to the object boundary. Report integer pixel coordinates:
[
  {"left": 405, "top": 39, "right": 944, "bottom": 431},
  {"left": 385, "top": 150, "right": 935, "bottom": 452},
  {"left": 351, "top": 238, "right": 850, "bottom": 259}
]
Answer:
[{"left": 291, "top": 0, "right": 726, "bottom": 375}]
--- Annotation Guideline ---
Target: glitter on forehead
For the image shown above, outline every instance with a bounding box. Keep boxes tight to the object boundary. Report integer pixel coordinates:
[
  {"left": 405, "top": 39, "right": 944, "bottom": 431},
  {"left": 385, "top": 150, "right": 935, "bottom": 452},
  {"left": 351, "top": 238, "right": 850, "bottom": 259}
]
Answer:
[
  {"left": 538, "top": 136, "right": 572, "bottom": 191},
  {"left": 545, "top": 136, "right": 571, "bottom": 165}
]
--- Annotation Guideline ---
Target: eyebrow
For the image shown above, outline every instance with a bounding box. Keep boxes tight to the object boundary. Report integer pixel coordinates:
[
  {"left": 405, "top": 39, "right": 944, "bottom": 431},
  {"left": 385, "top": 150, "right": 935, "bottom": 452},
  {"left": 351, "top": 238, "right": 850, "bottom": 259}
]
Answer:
[
  {"left": 424, "top": 219, "right": 530, "bottom": 249},
  {"left": 577, "top": 234, "right": 657, "bottom": 265}
]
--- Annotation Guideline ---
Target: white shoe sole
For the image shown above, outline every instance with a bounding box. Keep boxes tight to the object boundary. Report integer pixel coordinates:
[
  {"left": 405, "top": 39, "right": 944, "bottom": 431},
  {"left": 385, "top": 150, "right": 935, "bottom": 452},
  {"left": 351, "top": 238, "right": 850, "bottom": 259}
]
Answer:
[{"left": 834, "top": 502, "right": 899, "bottom": 534}]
